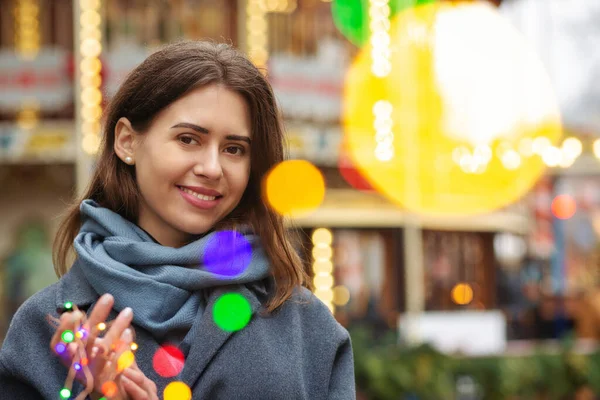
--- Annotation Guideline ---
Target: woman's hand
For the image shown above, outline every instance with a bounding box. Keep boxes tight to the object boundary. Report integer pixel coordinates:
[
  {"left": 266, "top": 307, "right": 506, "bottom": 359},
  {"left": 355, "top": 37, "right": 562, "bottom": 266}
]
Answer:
[
  {"left": 120, "top": 359, "right": 159, "bottom": 400},
  {"left": 49, "top": 294, "right": 158, "bottom": 400}
]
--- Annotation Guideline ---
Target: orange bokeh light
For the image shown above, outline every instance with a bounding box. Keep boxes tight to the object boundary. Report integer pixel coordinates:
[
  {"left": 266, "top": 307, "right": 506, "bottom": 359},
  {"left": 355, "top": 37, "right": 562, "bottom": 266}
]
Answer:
[
  {"left": 451, "top": 283, "right": 474, "bottom": 305},
  {"left": 263, "top": 160, "right": 325, "bottom": 217},
  {"left": 551, "top": 194, "right": 576, "bottom": 220}
]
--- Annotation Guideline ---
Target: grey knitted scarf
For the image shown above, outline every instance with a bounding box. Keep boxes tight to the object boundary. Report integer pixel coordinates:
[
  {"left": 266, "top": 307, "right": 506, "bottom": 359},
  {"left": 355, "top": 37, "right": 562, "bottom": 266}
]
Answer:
[{"left": 73, "top": 199, "right": 271, "bottom": 338}]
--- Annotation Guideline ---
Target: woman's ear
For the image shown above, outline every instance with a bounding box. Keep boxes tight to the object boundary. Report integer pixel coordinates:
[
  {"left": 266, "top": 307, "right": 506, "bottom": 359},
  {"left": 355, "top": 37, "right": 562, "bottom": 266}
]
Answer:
[{"left": 114, "top": 117, "right": 138, "bottom": 164}]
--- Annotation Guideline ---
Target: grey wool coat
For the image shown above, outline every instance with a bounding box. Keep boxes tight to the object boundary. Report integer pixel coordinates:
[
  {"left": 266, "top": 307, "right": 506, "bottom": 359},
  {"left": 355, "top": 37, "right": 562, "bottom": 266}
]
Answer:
[{"left": 0, "top": 263, "right": 356, "bottom": 399}]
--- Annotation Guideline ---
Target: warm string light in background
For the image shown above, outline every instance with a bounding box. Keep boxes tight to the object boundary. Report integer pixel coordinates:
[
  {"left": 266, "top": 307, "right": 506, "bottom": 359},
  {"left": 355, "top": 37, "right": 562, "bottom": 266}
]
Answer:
[
  {"left": 369, "top": 0, "right": 394, "bottom": 162},
  {"left": 14, "top": 0, "right": 41, "bottom": 130},
  {"left": 246, "top": 0, "right": 268, "bottom": 69},
  {"left": 16, "top": 99, "right": 40, "bottom": 130},
  {"left": 453, "top": 136, "right": 586, "bottom": 174},
  {"left": 369, "top": 0, "right": 392, "bottom": 78},
  {"left": 373, "top": 100, "right": 394, "bottom": 162},
  {"left": 593, "top": 139, "right": 600, "bottom": 160},
  {"left": 79, "top": 0, "right": 103, "bottom": 155},
  {"left": 312, "top": 228, "right": 335, "bottom": 313},
  {"left": 14, "top": 0, "right": 40, "bottom": 60},
  {"left": 261, "top": 0, "right": 297, "bottom": 13}
]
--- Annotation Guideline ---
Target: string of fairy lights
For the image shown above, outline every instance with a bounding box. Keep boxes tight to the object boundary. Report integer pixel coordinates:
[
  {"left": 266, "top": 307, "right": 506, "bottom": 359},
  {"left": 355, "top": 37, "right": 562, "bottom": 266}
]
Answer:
[
  {"left": 369, "top": 0, "right": 395, "bottom": 162},
  {"left": 312, "top": 228, "right": 335, "bottom": 313},
  {"left": 14, "top": 0, "right": 40, "bottom": 60},
  {"left": 78, "top": 0, "right": 103, "bottom": 155},
  {"left": 14, "top": 0, "right": 40, "bottom": 130},
  {"left": 261, "top": 0, "right": 298, "bottom": 13},
  {"left": 310, "top": 228, "right": 351, "bottom": 314},
  {"left": 246, "top": 0, "right": 269, "bottom": 69},
  {"left": 452, "top": 136, "right": 592, "bottom": 174}
]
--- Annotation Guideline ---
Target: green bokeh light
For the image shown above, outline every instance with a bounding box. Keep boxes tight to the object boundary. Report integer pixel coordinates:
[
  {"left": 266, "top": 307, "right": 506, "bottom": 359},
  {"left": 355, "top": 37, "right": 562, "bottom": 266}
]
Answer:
[
  {"left": 62, "top": 330, "right": 74, "bottom": 343},
  {"left": 213, "top": 293, "right": 252, "bottom": 332},
  {"left": 64, "top": 301, "right": 73, "bottom": 310},
  {"left": 332, "top": 0, "right": 438, "bottom": 47},
  {"left": 59, "top": 388, "right": 71, "bottom": 399}
]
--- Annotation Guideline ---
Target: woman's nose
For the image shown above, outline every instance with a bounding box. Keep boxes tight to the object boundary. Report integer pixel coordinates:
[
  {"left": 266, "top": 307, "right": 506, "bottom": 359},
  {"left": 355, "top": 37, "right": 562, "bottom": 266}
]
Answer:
[{"left": 193, "top": 151, "right": 223, "bottom": 180}]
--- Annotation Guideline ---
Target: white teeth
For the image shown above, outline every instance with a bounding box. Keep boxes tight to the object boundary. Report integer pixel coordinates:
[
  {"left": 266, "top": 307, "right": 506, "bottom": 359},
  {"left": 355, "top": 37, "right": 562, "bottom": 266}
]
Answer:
[{"left": 181, "top": 187, "right": 217, "bottom": 201}]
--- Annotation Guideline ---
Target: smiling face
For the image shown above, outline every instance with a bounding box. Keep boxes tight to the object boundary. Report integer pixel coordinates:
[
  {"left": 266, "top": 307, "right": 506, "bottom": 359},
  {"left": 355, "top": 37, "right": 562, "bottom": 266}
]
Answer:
[{"left": 114, "top": 84, "right": 252, "bottom": 247}]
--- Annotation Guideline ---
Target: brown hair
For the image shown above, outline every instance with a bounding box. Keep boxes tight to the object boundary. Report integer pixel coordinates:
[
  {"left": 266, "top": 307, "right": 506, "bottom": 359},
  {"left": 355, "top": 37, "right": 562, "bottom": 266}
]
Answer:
[{"left": 53, "top": 40, "right": 312, "bottom": 312}]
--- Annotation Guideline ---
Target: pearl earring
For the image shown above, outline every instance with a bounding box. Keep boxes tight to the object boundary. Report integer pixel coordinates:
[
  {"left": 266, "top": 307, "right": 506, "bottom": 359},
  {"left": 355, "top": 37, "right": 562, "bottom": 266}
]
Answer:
[{"left": 125, "top": 156, "right": 133, "bottom": 164}]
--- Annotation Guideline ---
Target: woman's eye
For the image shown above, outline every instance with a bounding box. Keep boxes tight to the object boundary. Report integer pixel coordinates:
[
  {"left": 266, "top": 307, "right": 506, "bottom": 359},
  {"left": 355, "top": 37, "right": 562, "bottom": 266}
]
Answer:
[
  {"left": 225, "top": 146, "right": 245, "bottom": 156},
  {"left": 179, "top": 136, "right": 199, "bottom": 145}
]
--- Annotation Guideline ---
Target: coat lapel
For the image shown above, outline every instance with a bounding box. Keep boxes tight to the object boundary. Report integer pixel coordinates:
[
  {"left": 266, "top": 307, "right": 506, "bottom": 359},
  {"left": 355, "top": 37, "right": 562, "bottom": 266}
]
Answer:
[{"left": 179, "top": 284, "right": 263, "bottom": 389}]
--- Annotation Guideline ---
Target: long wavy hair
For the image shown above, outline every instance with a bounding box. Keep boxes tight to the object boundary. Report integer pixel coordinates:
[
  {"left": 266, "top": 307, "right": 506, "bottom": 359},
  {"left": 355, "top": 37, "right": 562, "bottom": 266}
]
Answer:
[{"left": 53, "top": 40, "right": 311, "bottom": 312}]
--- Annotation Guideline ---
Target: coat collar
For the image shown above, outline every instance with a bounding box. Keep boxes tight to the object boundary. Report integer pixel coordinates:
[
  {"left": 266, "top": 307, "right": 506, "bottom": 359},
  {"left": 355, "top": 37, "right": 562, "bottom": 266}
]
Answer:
[{"left": 179, "top": 282, "right": 267, "bottom": 389}]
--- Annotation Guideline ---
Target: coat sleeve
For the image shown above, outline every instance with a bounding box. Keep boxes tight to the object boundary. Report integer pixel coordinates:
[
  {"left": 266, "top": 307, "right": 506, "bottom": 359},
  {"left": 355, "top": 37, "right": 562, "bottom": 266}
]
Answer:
[
  {"left": 0, "top": 286, "right": 71, "bottom": 399},
  {"left": 327, "top": 332, "right": 356, "bottom": 400},
  {"left": 0, "top": 356, "right": 45, "bottom": 399}
]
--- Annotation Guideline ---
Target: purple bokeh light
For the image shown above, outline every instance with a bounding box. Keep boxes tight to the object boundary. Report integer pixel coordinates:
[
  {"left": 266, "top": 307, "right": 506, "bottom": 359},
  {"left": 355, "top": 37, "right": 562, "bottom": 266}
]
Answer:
[
  {"left": 55, "top": 343, "right": 66, "bottom": 354},
  {"left": 203, "top": 230, "right": 252, "bottom": 278}
]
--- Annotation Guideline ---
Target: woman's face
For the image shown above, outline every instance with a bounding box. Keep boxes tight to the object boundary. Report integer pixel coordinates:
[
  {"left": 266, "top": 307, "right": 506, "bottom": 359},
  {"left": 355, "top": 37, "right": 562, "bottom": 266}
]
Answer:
[{"left": 115, "top": 84, "right": 252, "bottom": 247}]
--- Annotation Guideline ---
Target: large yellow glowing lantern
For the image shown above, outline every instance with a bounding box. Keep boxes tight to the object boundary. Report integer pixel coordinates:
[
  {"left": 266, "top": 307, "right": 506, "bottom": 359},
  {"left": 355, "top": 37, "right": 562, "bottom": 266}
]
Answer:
[{"left": 343, "top": 1, "right": 562, "bottom": 215}]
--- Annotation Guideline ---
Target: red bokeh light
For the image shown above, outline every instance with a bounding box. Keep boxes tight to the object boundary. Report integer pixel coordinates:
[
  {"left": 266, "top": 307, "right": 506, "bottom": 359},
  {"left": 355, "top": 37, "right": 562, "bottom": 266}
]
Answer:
[
  {"left": 152, "top": 344, "right": 185, "bottom": 378},
  {"left": 338, "top": 143, "right": 374, "bottom": 192}
]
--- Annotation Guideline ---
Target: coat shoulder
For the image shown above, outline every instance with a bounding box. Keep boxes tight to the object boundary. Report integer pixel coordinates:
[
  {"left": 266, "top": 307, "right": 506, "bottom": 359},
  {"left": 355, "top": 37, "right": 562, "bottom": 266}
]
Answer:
[
  {"left": 7, "top": 281, "right": 61, "bottom": 331},
  {"left": 282, "top": 286, "right": 350, "bottom": 342},
  {"left": 0, "top": 282, "right": 67, "bottom": 399}
]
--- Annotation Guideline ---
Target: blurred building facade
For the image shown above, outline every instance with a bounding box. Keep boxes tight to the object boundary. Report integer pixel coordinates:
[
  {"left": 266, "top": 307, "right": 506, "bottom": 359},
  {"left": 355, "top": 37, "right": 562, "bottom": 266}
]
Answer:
[{"left": 1, "top": 0, "right": 600, "bottom": 365}]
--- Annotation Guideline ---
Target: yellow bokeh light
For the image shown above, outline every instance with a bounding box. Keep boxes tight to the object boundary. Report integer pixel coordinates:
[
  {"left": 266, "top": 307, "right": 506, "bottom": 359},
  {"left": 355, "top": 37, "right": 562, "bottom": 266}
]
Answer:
[
  {"left": 117, "top": 350, "right": 135, "bottom": 373},
  {"left": 80, "top": 10, "right": 101, "bottom": 27},
  {"left": 80, "top": 0, "right": 100, "bottom": 10},
  {"left": 82, "top": 87, "right": 102, "bottom": 106},
  {"left": 342, "top": 2, "right": 562, "bottom": 215},
  {"left": 80, "top": 58, "right": 102, "bottom": 75},
  {"left": 332, "top": 285, "right": 351, "bottom": 306},
  {"left": 80, "top": 38, "right": 101, "bottom": 58},
  {"left": 451, "top": 283, "right": 473, "bottom": 305},
  {"left": 81, "top": 26, "right": 102, "bottom": 42},
  {"left": 164, "top": 381, "right": 192, "bottom": 400},
  {"left": 313, "top": 260, "right": 333, "bottom": 274},
  {"left": 312, "top": 245, "right": 332, "bottom": 261},
  {"left": 82, "top": 105, "right": 102, "bottom": 121},
  {"left": 315, "top": 289, "right": 334, "bottom": 303},
  {"left": 312, "top": 228, "right": 333, "bottom": 245},
  {"left": 264, "top": 160, "right": 325, "bottom": 217},
  {"left": 82, "top": 133, "right": 100, "bottom": 155},
  {"left": 82, "top": 120, "right": 100, "bottom": 136},
  {"left": 594, "top": 140, "right": 600, "bottom": 159},
  {"left": 313, "top": 273, "right": 334, "bottom": 289},
  {"left": 561, "top": 137, "right": 582, "bottom": 159},
  {"left": 80, "top": 74, "right": 102, "bottom": 89}
]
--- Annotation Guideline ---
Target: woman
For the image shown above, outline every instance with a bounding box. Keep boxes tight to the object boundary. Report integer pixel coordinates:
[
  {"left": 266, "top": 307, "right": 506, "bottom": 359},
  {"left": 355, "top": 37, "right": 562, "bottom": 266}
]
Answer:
[{"left": 0, "top": 41, "right": 355, "bottom": 400}]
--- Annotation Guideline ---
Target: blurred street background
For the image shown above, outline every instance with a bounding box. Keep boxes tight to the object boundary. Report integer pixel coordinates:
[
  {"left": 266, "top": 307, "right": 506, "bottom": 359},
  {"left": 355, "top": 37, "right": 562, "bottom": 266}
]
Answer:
[{"left": 2, "top": 0, "right": 600, "bottom": 398}]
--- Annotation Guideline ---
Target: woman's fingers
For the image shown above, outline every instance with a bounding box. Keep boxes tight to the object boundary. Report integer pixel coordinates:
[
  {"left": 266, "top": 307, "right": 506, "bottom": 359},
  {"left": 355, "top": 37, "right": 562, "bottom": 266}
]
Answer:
[
  {"left": 122, "top": 374, "right": 154, "bottom": 400},
  {"left": 102, "top": 307, "right": 133, "bottom": 350},
  {"left": 122, "top": 368, "right": 158, "bottom": 400},
  {"left": 50, "top": 310, "right": 84, "bottom": 354},
  {"left": 85, "top": 294, "right": 115, "bottom": 355}
]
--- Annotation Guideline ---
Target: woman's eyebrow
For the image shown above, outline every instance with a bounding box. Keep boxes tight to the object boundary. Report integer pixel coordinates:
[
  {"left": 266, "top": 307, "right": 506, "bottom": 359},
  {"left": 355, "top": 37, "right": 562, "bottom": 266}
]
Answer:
[{"left": 171, "top": 122, "right": 251, "bottom": 144}]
